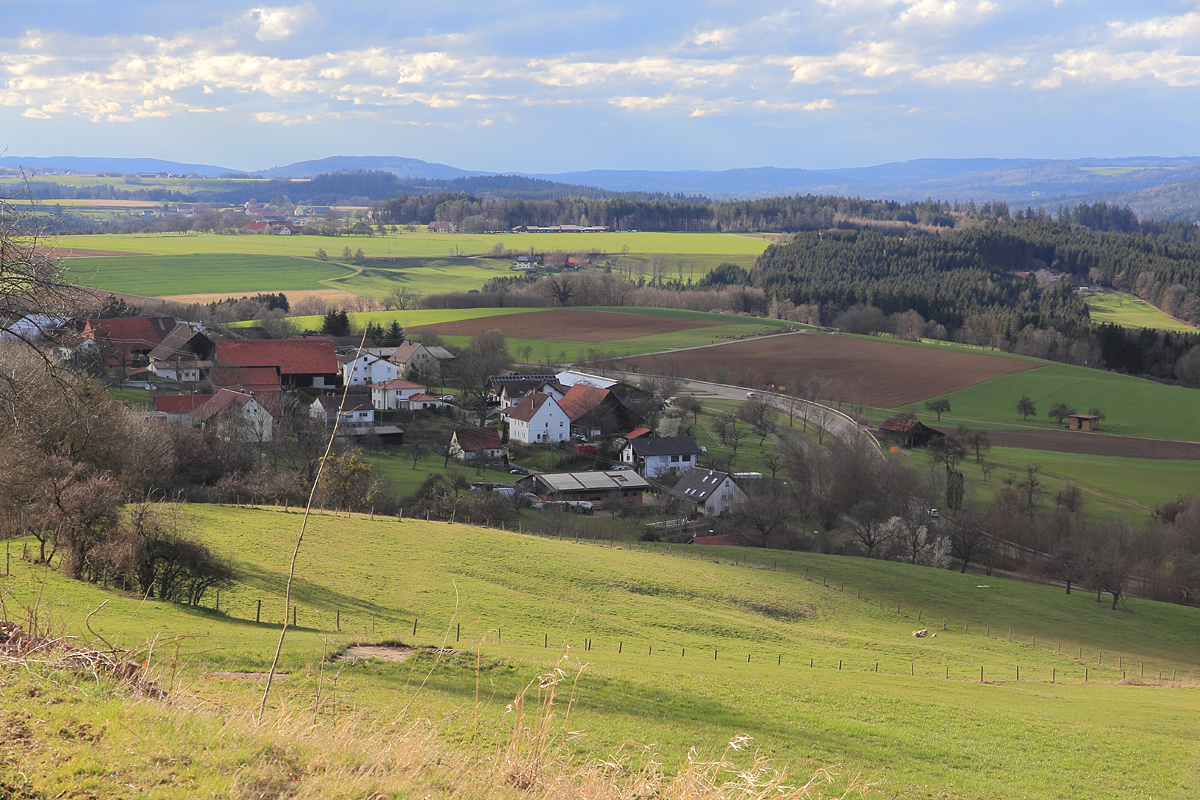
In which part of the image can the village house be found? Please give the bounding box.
[669,469,747,516]
[504,393,570,444]
[340,353,397,387]
[147,324,214,383]
[309,396,375,429]
[557,383,634,436]
[371,378,426,410]
[152,394,213,421]
[487,374,558,402]
[516,470,649,509]
[189,388,276,442]
[407,392,444,411]
[619,436,702,477]
[390,342,439,381]
[448,427,506,463]
[214,339,339,389]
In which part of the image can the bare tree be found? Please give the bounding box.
[846,501,892,558]
[739,397,776,445]
[725,479,794,548]
[451,329,513,425]
[947,510,992,573]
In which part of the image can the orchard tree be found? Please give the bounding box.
[1016,397,1036,420]
[924,398,951,421]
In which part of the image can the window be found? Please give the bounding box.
[670,455,679,462]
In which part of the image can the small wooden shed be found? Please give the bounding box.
[1068,414,1100,431]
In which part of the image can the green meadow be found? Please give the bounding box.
[5,504,1200,798]
[1087,291,1199,332]
[905,362,1200,442]
[63,253,353,296]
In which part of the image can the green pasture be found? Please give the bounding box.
[905,362,1200,442]
[1087,291,1199,332]
[52,231,775,259]
[6,504,1200,798]
[64,253,352,297]
[335,257,513,298]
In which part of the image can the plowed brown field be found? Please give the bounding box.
[960,428,1200,459]
[411,310,735,342]
[617,333,1041,407]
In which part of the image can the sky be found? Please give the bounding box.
[1,1,1199,173]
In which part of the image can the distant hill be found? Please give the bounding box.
[0,156,236,176]
[255,155,489,180]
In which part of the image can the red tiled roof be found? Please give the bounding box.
[209,366,283,394]
[190,388,259,422]
[373,378,426,390]
[624,427,651,439]
[216,340,337,376]
[83,317,176,349]
[154,394,215,414]
[878,416,921,432]
[407,393,441,402]
[506,392,555,422]
[453,427,502,452]
[557,384,612,422]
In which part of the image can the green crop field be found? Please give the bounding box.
[63,253,353,297]
[335,257,514,298]
[903,362,1200,442]
[5,504,1200,798]
[1087,291,1199,332]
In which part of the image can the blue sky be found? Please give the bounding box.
[1,1,1198,172]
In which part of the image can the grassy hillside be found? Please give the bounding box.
[1087,291,1199,332]
[64,253,353,296]
[5,505,1200,798]
[904,362,1200,441]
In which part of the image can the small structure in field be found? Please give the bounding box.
[877,416,945,448]
[1068,414,1101,431]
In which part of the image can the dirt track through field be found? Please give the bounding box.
[615,333,1040,407]
[960,428,1200,459]
[411,309,736,342]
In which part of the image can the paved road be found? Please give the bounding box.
[609,371,884,460]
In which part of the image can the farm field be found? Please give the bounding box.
[979,428,1200,459]
[617,331,1041,407]
[411,308,740,342]
[5,505,1200,799]
[1087,291,1199,332]
[908,362,1200,442]
[63,253,353,296]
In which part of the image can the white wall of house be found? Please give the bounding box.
[149,362,201,382]
[371,384,424,410]
[343,355,397,387]
[703,476,745,516]
[506,399,570,444]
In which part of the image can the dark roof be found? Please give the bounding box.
[489,373,556,387]
[878,416,927,433]
[627,436,702,457]
[148,324,214,362]
[453,426,503,451]
[500,379,545,398]
[153,394,214,414]
[670,469,732,503]
[505,392,557,422]
[315,395,373,413]
[529,471,651,492]
[216,339,338,376]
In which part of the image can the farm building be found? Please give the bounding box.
[147,324,214,382]
[619,436,702,477]
[876,417,945,448]
[449,427,506,463]
[670,469,747,516]
[557,383,634,436]
[82,317,176,366]
[214,339,339,389]
[516,470,649,509]
[153,394,214,421]
[1068,414,1101,431]
[504,393,570,444]
[208,366,283,396]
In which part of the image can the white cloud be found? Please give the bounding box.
[250,6,309,42]
[692,28,732,47]
[22,107,51,119]
[1108,12,1200,41]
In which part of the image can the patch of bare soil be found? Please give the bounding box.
[617,334,1040,407]
[160,288,361,306]
[412,309,737,343]
[204,672,288,680]
[341,645,415,662]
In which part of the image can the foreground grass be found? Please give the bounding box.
[4,505,1200,798]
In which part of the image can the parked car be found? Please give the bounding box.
[439,395,455,402]
[509,468,527,475]
[610,464,629,471]
[746,391,756,398]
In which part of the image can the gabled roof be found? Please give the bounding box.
[453,426,503,452]
[878,416,923,433]
[216,339,338,375]
[209,366,283,394]
[190,388,269,422]
[389,342,429,364]
[670,469,733,503]
[624,427,652,440]
[148,324,214,362]
[499,379,545,398]
[153,394,214,414]
[505,392,558,422]
[372,378,426,391]
[408,393,441,402]
[557,384,617,423]
[627,436,702,457]
[83,317,176,349]
[425,345,456,360]
[315,395,374,413]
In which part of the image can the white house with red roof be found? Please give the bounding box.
[504,393,570,444]
[371,378,427,410]
[189,388,275,442]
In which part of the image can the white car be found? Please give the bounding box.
[746,391,756,398]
